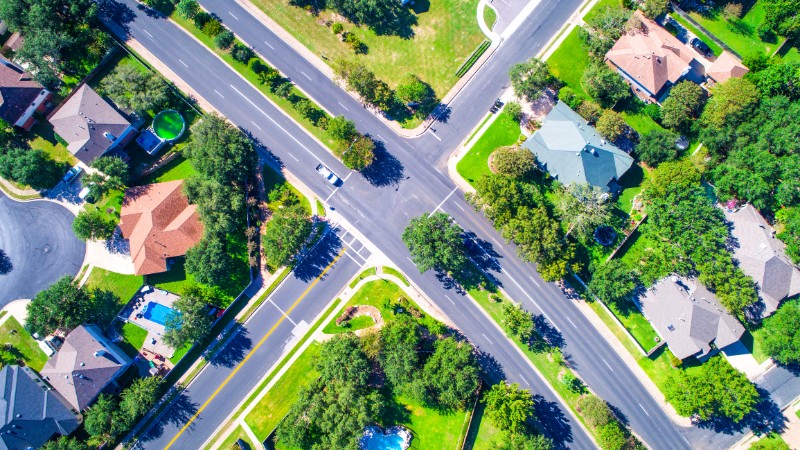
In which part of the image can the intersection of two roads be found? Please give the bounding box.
[103,0,758,448]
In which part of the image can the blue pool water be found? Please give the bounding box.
[360,429,407,450]
[142,302,176,326]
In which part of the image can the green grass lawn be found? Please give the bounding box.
[85,267,144,320]
[741,325,771,364]
[245,342,321,440]
[547,27,591,98]
[670,13,724,56]
[456,111,521,186]
[779,42,800,62]
[91,188,125,226]
[483,5,497,30]
[169,343,191,364]
[0,316,48,371]
[382,266,410,286]
[389,393,471,450]
[214,425,256,450]
[25,121,76,166]
[686,1,783,58]
[263,165,311,215]
[247,0,484,99]
[752,432,790,449]
[143,155,196,183]
[462,389,503,450]
[117,322,149,358]
[587,299,660,352]
[583,0,623,22]
[349,266,377,289]
[616,164,649,214]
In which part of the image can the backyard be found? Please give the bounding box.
[456,110,521,186]
[84,267,144,322]
[247,0,486,98]
[0,316,48,371]
[683,0,784,58]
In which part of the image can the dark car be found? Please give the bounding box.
[490,98,503,113]
[62,166,82,184]
[690,37,712,56]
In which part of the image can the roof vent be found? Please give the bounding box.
[80,362,85,367]
[590,148,598,155]
[94,350,105,357]
[667,324,675,331]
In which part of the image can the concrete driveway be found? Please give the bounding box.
[0,191,86,307]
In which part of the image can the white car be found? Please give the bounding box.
[316,164,340,185]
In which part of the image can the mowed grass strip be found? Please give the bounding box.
[391,394,471,450]
[0,316,48,371]
[456,111,521,186]
[546,27,590,97]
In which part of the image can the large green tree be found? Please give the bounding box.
[0,147,63,189]
[484,382,535,432]
[492,146,535,179]
[317,333,372,385]
[119,376,162,424]
[185,114,257,187]
[555,183,614,243]
[379,316,420,390]
[40,437,88,450]
[700,77,759,129]
[503,302,534,342]
[763,0,800,39]
[501,206,572,281]
[761,300,800,365]
[595,110,628,142]
[84,395,126,441]
[588,259,636,306]
[100,65,169,114]
[636,128,680,167]
[580,6,632,57]
[402,212,467,274]
[163,285,217,349]
[660,81,705,131]
[509,58,555,102]
[183,178,245,237]
[582,63,630,108]
[25,277,117,336]
[184,235,236,287]
[418,337,480,410]
[262,205,312,268]
[328,0,404,31]
[72,209,117,241]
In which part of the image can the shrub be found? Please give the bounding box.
[576,100,602,124]
[202,18,222,36]
[643,102,662,122]
[640,0,668,19]
[248,57,267,74]
[558,87,582,109]
[294,99,315,118]
[560,372,586,393]
[214,30,235,49]
[193,11,211,28]
[757,23,777,43]
[582,63,630,108]
[492,146,535,179]
[723,3,743,20]
[596,110,628,142]
[504,101,523,122]
[576,395,614,428]
[316,115,329,130]
[231,43,254,63]
[332,22,344,34]
[597,422,627,450]
[274,81,293,98]
[176,0,199,19]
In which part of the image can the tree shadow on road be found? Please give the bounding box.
[138,390,200,442]
[0,249,12,275]
[533,394,574,449]
[474,349,505,384]
[695,386,785,435]
[292,230,343,282]
[207,324,253,369]
[361,139,405,188]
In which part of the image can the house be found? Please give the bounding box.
[724,204,800,318]
[0,57,52,130]
[119,180,204,275]
[40,325,132,412]
[638,276,745,360]
[706,50,749,84]
[604,10,695,103]
[521,101,634,194]
[48,84,137,165]
[0,365,80,450]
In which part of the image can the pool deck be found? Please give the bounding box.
[119,285,181,361]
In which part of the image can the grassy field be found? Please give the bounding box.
[247,0,484,98]
[382,266,410,286]
[456,111,521,186]
[117,322,149,358]
[483,5,497,30]
[741,325,771,364]
[0,316,48,371]
[85,267,144,318]
[348,266,377,289]
[583,0,623,22]
[547,27,590,97]
[245,342,322,440]
[587,299,659,352]
[390,393,471,450]
[686,1,783,58]
[670,13,724,56]
[753,432,790,449]
[144,155,196,183]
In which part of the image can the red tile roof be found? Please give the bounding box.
[120,180,204,275]
[707,51,749,83]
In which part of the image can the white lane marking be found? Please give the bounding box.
[286,152,299,162]
[434,167,443,175]
[249,120,262,130]
[600,357,615,372]
[499,266,561,333]
[301,71,312,81]
[491,236,503,248]
[268,298,297,326]
[519,374,530,386]
[481,333,494,345]
[230,85,324,165]
[337,102,350,111]
[143,29,153,38]
[454,202,465,211]
[566,317,577,328]
[324,172,352,202]
[406,256,415,265]
[429,187,459,216]
[444,295,455,305]
[178,59,189,67]
[228,11,239,20]
[348,236,357,246]
[682,435,691,446]
[264,40,275,49]
[342,249,364,267]
[638,403,650,417]
[376,134,386,142]
[427,129,442,141]
[529,276,540,287]
[214,89,225,98]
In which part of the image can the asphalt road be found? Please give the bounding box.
[102,0,770,448]
[135,227,366,449]
[0,191,85,307]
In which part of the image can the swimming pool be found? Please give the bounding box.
[142,302,177,326]
[360,426,411,450]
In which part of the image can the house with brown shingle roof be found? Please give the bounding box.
[604,10,695,103]
[48,83,137,165]
[706,50,749,84]
[40,325,132,412]
[119,180,204,275]
[0,57,52,130]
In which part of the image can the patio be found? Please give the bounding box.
[116,285,181,371]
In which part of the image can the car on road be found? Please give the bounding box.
[690,37,712,56]
[62,166,82,184]
[316,164,340,186]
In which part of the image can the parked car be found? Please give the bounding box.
[690,37,712,56]
[316,164,340,186]
[78,182,98,204]
[62,166,82,184]
[490,98,504,113]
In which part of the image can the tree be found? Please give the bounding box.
[503,302,534,341]
[580,7,632,57]
[712,145,781,210]
[183,178,245,237]
[163,285,217,349]
[84,395,125,441]
[328,0,405,31]
[582,63,629,108]
[402,213,467,274]
[723,2,743,20]
[664,356,759,421]
[0,147,63,189]
[333,60,393,109]
[41,437,89,450]
[660,81,705,131]
[595,110,627,142]
[176,0,199,18]
[505,101,523,123]
[640,0,668,19]
[396,73,433,106]
[762,300,800,365]
[752,61,800,100]
[700,77,759,129]
[318,333,372,385]
[231,43,253,63]
[185,235,236,287]
[492,431,553,450]
[576,100,602,124]
[88,156,129,193]
[215,30,235,49]
[72,209,117,241]
[576,394,614,428]
[750,436,791,450]
[492,146,535,179]
[502,206,570,280]
[327,115,358,143]
[588,259,637,306]
[419,337,480,410]
[484,382,535,432]
[636,128,680,167]
[340,136,375,170]
[379,316,420,390]
[100,65,169,114]
[763,0,800,39]
[262,205,312,268]
[596,422,627,450]
[185,114,257,186]
[777,207,800,264]
[119,376,162,423]
[25,277,118,336]
[555,183,614,242]
[509,58,555,102]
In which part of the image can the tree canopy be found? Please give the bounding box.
[100,65,170,114]
[25,277,117,336]
[660,81,704,131]
[163,285,218,349]
[588,259,637,306]
[402,212,467,274]
[509,58,555,102]
[379,316,421,391]
[262,205,312,268]
[72,209,117,241]
[416,337,480,410]
[185,115,257,187]
[761,300,800,365]
[582,63,630,108]
[492,146,535,179]
[636,128,680,167]
[0,147,63,189]
[485,382,535,433]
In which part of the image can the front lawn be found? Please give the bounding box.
[247,0,485,98]
[215,426,256,450]
[587,299,660,352]
[456,111,521,186]
[686,1,783,58]
[143,155,196,184]
[0,316,48,371]
[84,267,144,319]
[741,325,771,364]
[547,27,590,98]
[388,393,471,450]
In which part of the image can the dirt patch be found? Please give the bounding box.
[336,305,383,327]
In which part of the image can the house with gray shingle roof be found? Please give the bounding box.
[0,365,80,450]
[0,57,52,130]
[521,101,634,194]
[638,276,745,360]
[48,84,137,165]
[724,204,800,318]
[40,325,132,412]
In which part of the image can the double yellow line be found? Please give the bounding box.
[164,247,346,449]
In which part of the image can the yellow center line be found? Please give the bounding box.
[164,247,346,449]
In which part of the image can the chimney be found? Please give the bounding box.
[94,350,105,357]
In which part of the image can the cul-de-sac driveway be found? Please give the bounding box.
[0,191,85,307]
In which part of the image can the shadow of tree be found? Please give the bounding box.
[0,249,12,275]
[532,394,574,449]
[695,386,785,435]
[361,139,405,188]
[207,324,253,368]
[293,230,343,282]
[139,390,200,441]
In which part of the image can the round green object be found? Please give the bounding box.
[152,110,186,141]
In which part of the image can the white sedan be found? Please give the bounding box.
[316,164,340,186]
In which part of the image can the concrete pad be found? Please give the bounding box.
[722,340,763,379]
